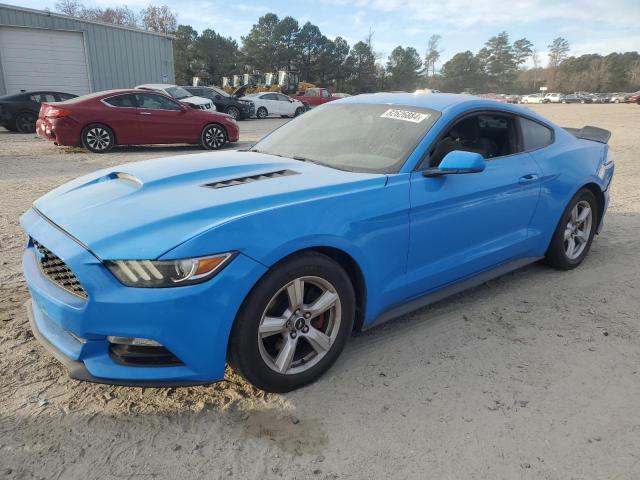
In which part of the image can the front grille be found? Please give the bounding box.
[32,240,87,299]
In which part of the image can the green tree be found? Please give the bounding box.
[242,13,281,72]
[295,22,324,82]
[346,40,377,93]
[424,34,442,78]
[440,51,483,92]
[386,46,423,91]
[173,25,199,85]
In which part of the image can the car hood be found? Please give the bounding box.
[179,95,212,106]
[31,152,385,260]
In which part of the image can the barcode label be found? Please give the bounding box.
[380,109,430,123]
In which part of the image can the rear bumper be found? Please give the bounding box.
[36,117,81,146]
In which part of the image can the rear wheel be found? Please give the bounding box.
[256,107,268,119]
[201,123,227,150]
[226,106,240,120]
[544,188,598,270]
[16,112,37,133]
[228,252,355,392]
[81,124,114,153]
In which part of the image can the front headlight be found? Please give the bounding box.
[105,253,235,287]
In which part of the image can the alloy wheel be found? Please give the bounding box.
[16,113,36,133]
[227,107,240,120]
[85,127,111,151]
[258,276,342,375]
[204,125,225,149]
[564,200,592,260]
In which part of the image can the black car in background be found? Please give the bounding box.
[0,91,77,133]
[562,93,593,104]
[183,86,255,120]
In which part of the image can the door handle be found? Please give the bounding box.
[518,173,539,184]
[139,111,151,115]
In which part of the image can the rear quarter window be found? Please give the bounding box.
[520,117,554,151]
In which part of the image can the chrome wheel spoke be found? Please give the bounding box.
[566,237,576,258]
[308,290,338,318]
[275,336,298,373]
[577,206,591,224]
[305,326,331,353]
[286,278,304,310]
[259,315,288,337]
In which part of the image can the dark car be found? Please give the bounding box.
[562,94,593,104]
[0,91,77,133]
[36,89,239,153]
[184,86,255,120]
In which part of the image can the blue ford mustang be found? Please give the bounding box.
[21,94,614,392]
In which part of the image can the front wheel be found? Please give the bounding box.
[228,252,355,392]
[294,107,305,117]
[81,124,114,153]
[201,124,227,150]
[226,106,240,120]
[544,188,598,270]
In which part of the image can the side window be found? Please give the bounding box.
[30,93,56,103]
[263,93,277,101]
[306,89,318,97]
[321,89,330,98]
[56,93,76,101]
[277,94,290,102]
[520,117,553,151]
[428,113,518,167]
[104,94,138,108]
[136,93,181,111]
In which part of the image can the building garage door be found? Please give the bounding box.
[0,27,91,95]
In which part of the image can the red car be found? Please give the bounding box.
[36,89,239,153]
[291,88,338,109]
[627,92,640,104]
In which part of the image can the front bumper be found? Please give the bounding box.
[21,208,267,386]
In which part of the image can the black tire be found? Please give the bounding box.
[81,124,114,153]
[294,107,305,117]
[544,188,599,270]
[201,123,227,150]
[16,112,37,133]
[228,251,355,393]
[2,122,18,132]
[226,106,240,120]
[256,107,268,119]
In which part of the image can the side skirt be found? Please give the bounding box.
[363,256,542,331]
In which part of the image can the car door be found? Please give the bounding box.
[276,93,294,115]
[135,93,194,144]
[100,93,142,145]
[406,111,542,299]
[261,93,280,115]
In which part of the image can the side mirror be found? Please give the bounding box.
[423,151,486,177]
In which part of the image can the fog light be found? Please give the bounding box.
[107,336,162,347]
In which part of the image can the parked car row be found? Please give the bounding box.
[502,91,640,104]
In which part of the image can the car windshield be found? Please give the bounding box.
[165,86,191,99]
[211,87,230,97]
[251,104,440,173]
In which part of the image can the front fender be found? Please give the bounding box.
[162,176,411,324]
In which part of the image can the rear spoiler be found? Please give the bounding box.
[564,126,611,144]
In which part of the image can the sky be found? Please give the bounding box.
[10,0,640,69]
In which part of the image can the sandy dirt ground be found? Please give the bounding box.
[0,105,639,480]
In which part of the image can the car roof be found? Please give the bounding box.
[56,89,149,103]
[135,84,177,89]
[330,92,557,126]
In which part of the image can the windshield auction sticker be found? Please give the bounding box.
[380,109,431,123]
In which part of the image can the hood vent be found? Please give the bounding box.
[203,169,298,189]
